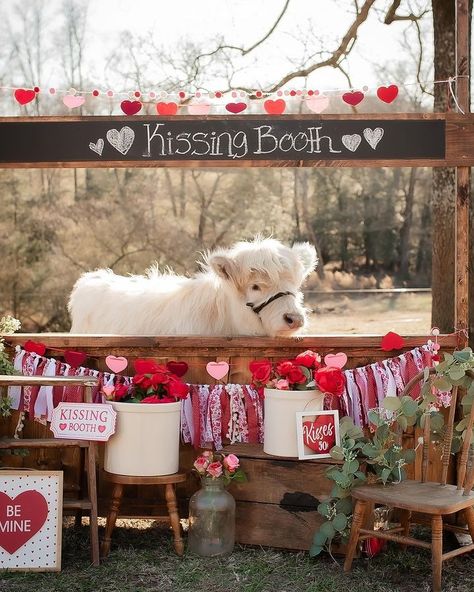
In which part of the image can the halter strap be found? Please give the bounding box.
[246,291,294,315]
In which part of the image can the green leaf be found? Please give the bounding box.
[453,348,473,363]
[317,502,330,518]
[335,497,353,514]
[430,412,445,432]
[402,449,416,464]
[449,367,466,381]
[397,416,408,432]
[383,397,401,411]
[367,409,384,427]
[312,530,328,546]
[400,397,418,417]
[343,460,359,474]
[381,468,391,484]
[330,446,345,461]
[355,471,367,481]
[309,544,324,557]
[320,521,336,539]
[433,377,452,391]
[332,513,348,532]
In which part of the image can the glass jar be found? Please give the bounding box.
[188,476,236,556]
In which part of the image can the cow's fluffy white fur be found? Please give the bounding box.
[68,238,318,336]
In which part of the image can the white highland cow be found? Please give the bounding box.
[68,238,318,336]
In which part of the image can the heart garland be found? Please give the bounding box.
[63,95,85,109]
[23,340,47,356]
[105,355,128,373]
[225,102,247,114]
[120,100,142,116]
[377,85,399,104]
[14,89,36,105]
[342,91,365,106]
[64,350,87,368]
[166,361,189,377]
[156,102,178,116]
[381,331,405,351]
[206,361,229,380]
[263,99,286,115]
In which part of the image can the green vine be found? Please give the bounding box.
[310,347,474,557]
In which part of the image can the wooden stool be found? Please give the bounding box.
[100,471,187,558]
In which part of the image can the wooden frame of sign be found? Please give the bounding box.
[0,470,63,571]
[296,410,341,460]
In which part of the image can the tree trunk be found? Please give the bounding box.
[399,168,418,280]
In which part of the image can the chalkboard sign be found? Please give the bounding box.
[0,116,445,164]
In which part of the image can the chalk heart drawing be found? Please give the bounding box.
[342,134,361,152]
[106,126,135,155]
[89,138,104,156]
[0,490,48,554]
[363,127,384,150]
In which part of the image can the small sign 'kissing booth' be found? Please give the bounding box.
[50,403,116,441]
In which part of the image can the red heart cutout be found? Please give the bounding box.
[377,85,399,104]
[225,102,247,114]
[23,340,46,356]
[263,99,286,115]
[59,423,67,430]
[98,425,106,433]
[342,91,364,106]
[0,490,48,554]
[166,361,189,377]
[14,89,36,105]
[381,331,405,351]
[302,415,336,454]
[156,102,178,116]
[64,350,87,368]
[120,100,142,116]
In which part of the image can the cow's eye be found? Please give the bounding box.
[251,284,261,291]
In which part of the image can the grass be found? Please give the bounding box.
[2,520,474,592]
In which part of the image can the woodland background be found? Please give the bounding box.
[0,0,471,335]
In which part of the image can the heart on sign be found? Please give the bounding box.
[306,95,329,114]
[23,340,46,356]
[363,127,384,150]
[381,331,405,351]
[64,350,87,368]
[63,95,85,109]
[14,89,36,105]
[59,423,67,431]
[102,386,115,398]
[324,352,348,369]
[166,361,189,377]
[225,102,247,114]
[342,91,364,106]
[187,102,211,115]
[105,355,128,373]
[98,425,106,433]
[156,102,178,116]
[206,361,229,381]
[106,126,135,155]
[0,490,48,554]
[377,85,398,104]
[342,134,361,152]
[302,414,336,453]
[120,100,142,116]
[89,139,104,156]
[263,99,286,115]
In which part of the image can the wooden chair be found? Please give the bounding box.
[344,368,474,592]
[0,375,100,566]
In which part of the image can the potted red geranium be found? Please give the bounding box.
[249,351,345,458]
[104,359,189,477]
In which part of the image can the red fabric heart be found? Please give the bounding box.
[225,102,247,114]
[302,415,336,454]
[377,85,399,104]
[342,91,364,106]
[381,331,405,351]
[23,340,46,356]
[64,350,87,368]
[263,99,286,115]
[0,490,48,554]
[364,536,385,557]
[14,89,36,105]
[166,361,189,377]
[120,100,142,115]
[156,102,178,115]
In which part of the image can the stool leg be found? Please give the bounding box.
[165,483,184,556]
[87,444,100,566]
[344,500,367,571]
[101,482,123,559]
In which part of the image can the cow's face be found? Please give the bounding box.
[208,239,318,336]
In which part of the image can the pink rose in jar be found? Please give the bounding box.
[207,461,223,478]
[193,456,210,474]
[223,453,240,473]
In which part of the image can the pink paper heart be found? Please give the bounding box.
[324,352,348,369]
[306,95,329,113]
[105,355,128,373]
[206,361,229,381]
[63,95,85,109]
[187,102,211,115]
[102,386,115,397]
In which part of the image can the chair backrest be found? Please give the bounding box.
[400,368,474,491]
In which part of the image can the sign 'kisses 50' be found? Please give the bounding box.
[296,410,340,460]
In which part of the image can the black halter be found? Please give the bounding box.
[246,291,294,315]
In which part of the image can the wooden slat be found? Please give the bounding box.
[0,375,98,387]
[358,528,432,549]
[0,438,91,449]
[63,499,92,510]
[442,544,474,561]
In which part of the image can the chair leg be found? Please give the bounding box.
[100,482,123,559]
[464,506,474,542]
[165,483,184,556]
[399,510,412,550]
[343,500,367,572]
[431,515,443,592]
[87,444,100,566]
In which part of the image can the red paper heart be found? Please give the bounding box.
[23,340,46,356]
[377,85,399,104]
[263,99,286,115]
[166,361,189,377]
[156,102,178,116]
[364,536,385,557]
[381,331,405,351]
[59,423,67,430]
[302,415,336,454]
[0,490,48,554]
[14,89,36,105]
[225,102,247,114]
[120,100,142,116]
[342,91,364,106]
[64,350,87,368]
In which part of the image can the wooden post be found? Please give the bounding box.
[455,0,471,347]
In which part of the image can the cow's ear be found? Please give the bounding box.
[292,242,318,278]
[208,254,240,283]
